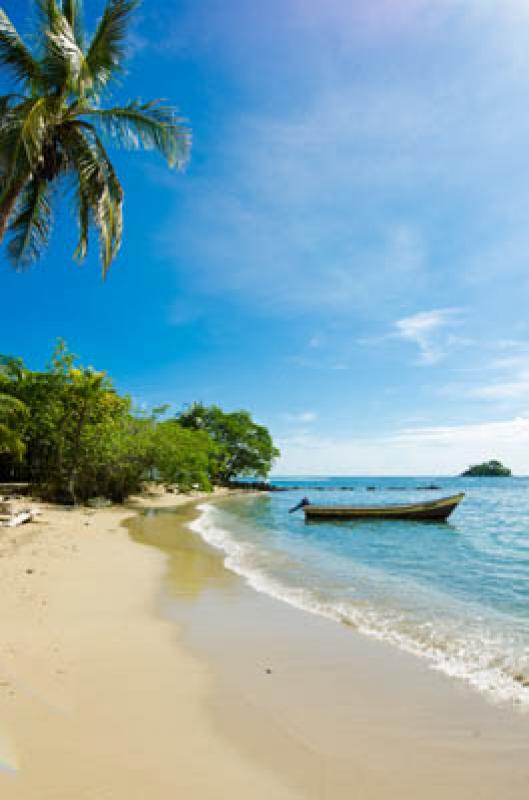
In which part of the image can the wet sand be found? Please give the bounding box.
[0,490,299,799]
[130,500,529,799]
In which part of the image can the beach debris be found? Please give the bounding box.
[0,503,41,528]
[86,497,112,509]
[265,668,272,674]
[25,568,34,575]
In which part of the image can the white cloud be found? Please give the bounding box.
[469,372,529,402]
[392,308,463,365]
[460,345,529,402]
[274,416,529,475]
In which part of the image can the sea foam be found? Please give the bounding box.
[190,501,529,707]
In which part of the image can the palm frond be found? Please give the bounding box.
[75,182,89,260]
[61,0,85,48]
[59,123,123,274]
[0,97,54,202]
[0,98,43,211]
[42,12,91,94]
[87,127,123,274]
[6,178,52,268]
[85,0,140,92]
[55,124,99,260]
[0,9,41,87]
[33,0,63,50]
[0,0,191,275]
[21,96,51,166]
[34,0,62,26]
[0,99,35,175]
[84,100,190,168]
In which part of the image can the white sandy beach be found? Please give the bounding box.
[0,490,300,799]
[2,490,529,799]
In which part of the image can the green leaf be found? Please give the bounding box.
[86,0,140,92]
[85,100,190,168]
[6,178,52,268]
[42,12,91,94]
[61,0,85,48]
[0,9,41,87]
[60,123,123,274]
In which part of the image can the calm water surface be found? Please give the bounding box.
[191,477,529,706]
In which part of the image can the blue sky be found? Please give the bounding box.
[3,0,529,474]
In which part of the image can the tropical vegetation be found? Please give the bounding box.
[0,0,190,274]
[0,390,27,460]
[461,460,511,477]
[0,342,279,503]
[177,402,280,485]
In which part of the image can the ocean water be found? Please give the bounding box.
[190,477,529,707]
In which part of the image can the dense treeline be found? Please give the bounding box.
[0,342,279,503]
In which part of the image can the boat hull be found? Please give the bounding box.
[303,493,464,522]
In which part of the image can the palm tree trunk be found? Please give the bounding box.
[0,175,29,243]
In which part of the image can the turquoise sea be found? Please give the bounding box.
[191,477,529,706]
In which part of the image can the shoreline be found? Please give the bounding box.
[2,489,529,798]
[132,495,529,799]
[0,488,299,799]
[187,498,529,706]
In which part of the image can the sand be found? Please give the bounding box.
[130,498,529,800]
[0,489,300,799]
[2,489,529,799]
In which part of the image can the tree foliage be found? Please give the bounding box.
[461,460,511,477]
[0,386,28,461]
[177,402,280,484]
[0,344,279,502]
[0,0,190,275]
[153,421,216,492]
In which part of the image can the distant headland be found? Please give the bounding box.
[460,460,511,477]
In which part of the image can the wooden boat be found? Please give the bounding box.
[294,493,464,522]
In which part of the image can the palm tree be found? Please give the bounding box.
[0,0,190,275]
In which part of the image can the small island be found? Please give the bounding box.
[460,459,512,477]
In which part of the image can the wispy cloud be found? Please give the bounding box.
[394,416,529,446]
[276,416,529,475]
[282,411,318,423]
[392,308,463,365]
[467,348,529,401]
